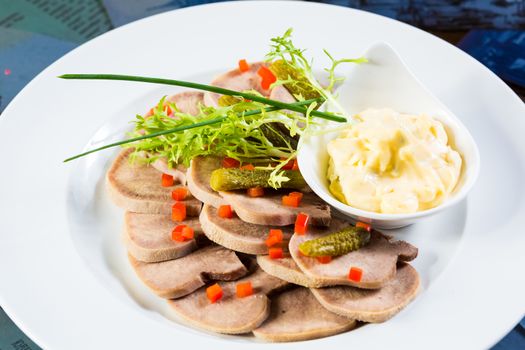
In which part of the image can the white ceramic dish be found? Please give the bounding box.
[298,43,480,229]
[0,2,524,350]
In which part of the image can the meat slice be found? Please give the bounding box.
[219,191,331,227]
[199,204,294,255]
[289,229,418,289]
[149,91,205,183]
[203,62,269,107]
[311,264,420,323]
[253,288,356,342]
[269,85,296,103]
[106,149,201,215]
[129,245,247,299]
[165,91,204,116]
[257,255,322,287]
[168,268,288,334]
[187,156,226,207]
[150,159,187,185]
[124,212,203,263]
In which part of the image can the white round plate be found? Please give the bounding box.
[0,2,524,349]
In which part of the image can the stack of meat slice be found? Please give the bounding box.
[105,66,421,342]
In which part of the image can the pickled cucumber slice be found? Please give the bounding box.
[269,60,322,101]
[210,168,306,191]
[218,95,244,107]
[298,227,371,257]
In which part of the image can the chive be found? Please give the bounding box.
[63,97,323,163]
[58,74,346,123]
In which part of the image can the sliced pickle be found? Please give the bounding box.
[298,227,371,257]
[269,59,322,101]
[210,168,306,191]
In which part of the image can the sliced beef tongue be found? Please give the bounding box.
[289,228,418,289]
[106,149,201,215]
[150,159,187,185]
[129,245,248,299]
[187,156,227,208]
[168,267,289,334]
[199,204,294,255]
[257,255,322,288]
[166,91,204,116]
[258,254,420,323]
[220,190,331,227]
[252,287,356,342]
[203,62,269,108]
[124,212,204,263]
[311,263,420,323]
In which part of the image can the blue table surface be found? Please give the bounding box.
[0,1,524,349]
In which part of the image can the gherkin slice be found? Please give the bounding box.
[298,227,371,257]
[269,59,322,101]
[210,168,306,191]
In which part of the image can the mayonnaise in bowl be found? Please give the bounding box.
[326,108,462,214]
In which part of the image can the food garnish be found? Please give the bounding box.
[247,187,265,197]
[210,168,306,191]
[236,282,254,298]
[218,204,234,219]
[61,28,366,189]
[257,66,277,90]
[265,229,284,248]
[171,187,188,201]
[282,191,303,207]
[161,173,174,187]
[316,256,332,264]
[348,267,363,282]
[269,247,284,259]
[206,283,223,303]
[355,221,371,232]
[298,226,370,257]
[294,213,309,235]
[222,157,241,168]
[172,202,187,221]
[171,225,188,242]
[238,59,250,73]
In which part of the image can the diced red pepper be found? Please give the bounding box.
[171,225,187,242]
[281,158,295,170]
[161,173,174,187]
[294,212,309,235]
[348,267,363,282]
[171,187,188,201]
[269,247,283,259]
[222,157,240,168]
[172,202,187,222]
[265,235,280,248]
[266,228,284,248]
[181,226,194,240]
[247,187,264,197]
[240,163,255,170]
[356,221,372,232]
[257,66,277,90]
[218,205,234,219]
[164,104,173,116]
[316,256,332,264]
[206,283,223,303]
[291,159,299,171]
[269,229,283,242]
[282,195,301,207]
[289,192,303,200]
[236,282,253,298]
[238,59,250,73]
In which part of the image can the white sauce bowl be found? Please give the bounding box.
[298,43,480,229]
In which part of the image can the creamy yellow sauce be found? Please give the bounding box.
[327,108,462,214]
